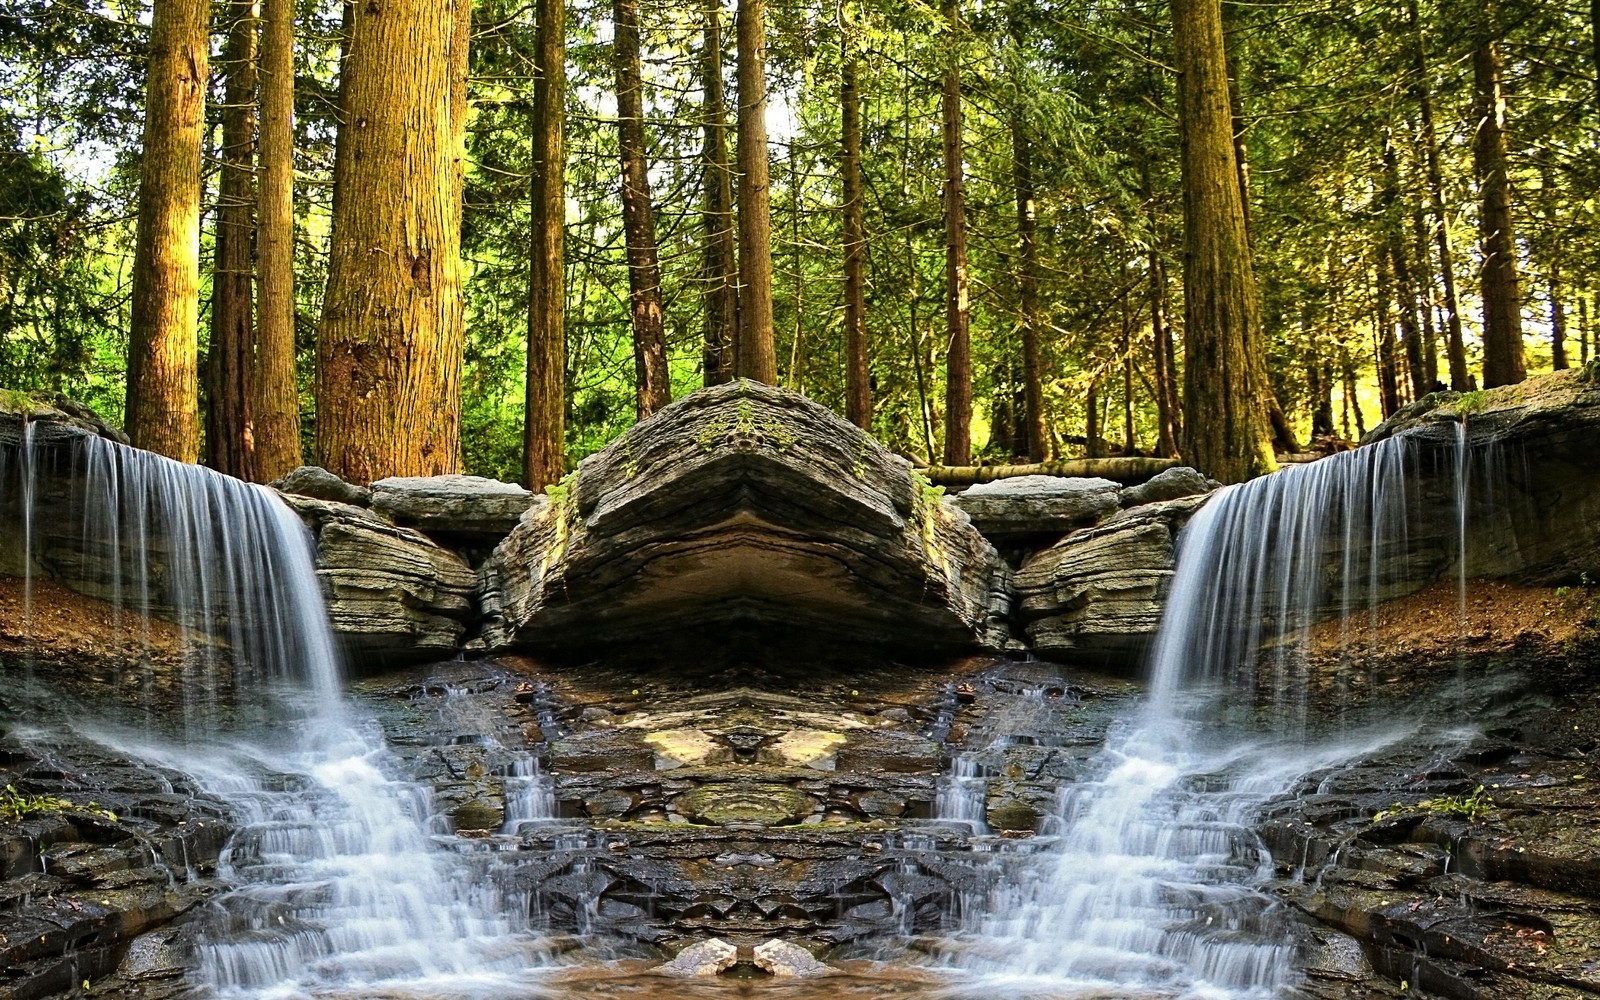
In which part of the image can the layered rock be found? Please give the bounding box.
[951,475,1121,543]
[1365,363,1600,585]
[370,474,538,544]
[278,495,476,667]
[1013,495,1210,667]
[479,380,1009,663]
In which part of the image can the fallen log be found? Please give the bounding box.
[918,457,1181,488]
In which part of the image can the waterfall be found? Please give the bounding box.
[1,421,555,998]
[936,426,1480,998]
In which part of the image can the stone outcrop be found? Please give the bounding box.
[278,495,476,667]
[1366,363,1600,585]
[370,475,539,544]
[478,381,1009,663]
[272,465,372,507]
[951,475,1121,543]
[1013,495,1209,667]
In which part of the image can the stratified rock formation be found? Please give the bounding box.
[950,475,1122,543]
[1012,495,1209,667]
[370,474,538,544]
[1366,361,1600,585]
[276,495,476,667]
[478,380,1010,663]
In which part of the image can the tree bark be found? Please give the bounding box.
[840,21,871,431]
[1172,0,1276,484]
[127,0,209,463]
[940,0,971,467]
[208,0,257,479]
[315,0,468,483]
[1409,200,1442,391]
[1550,262,1569,370]
[735,0,777,382]
[613,0,671,419]
[1408,0,1471,391]
[525,0,566,490]
[253,0,303,481]
[700,0,738,387]
[1473,36,1526,388]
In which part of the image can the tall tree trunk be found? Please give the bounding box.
[1410,200,1442,390]
[1144,173,1181,458]
[700,0,738,386]
[840,20,871,430]
[1375,256,1401,417]
[127,0,209,462]
[1473,36,1526,388]
[1011,16,1046,462]
[1340,337,1366,438]
[1172,0,1275,483]
[315,0,468,483]
[1084,376,1106,457]
[1121,273,1136,455]
[1381,130,1429,401]
[940,0,971,467]
[1550,262,1569,370]
[254,0,303,481]
[614,0,671,419]
[525,0,566,489]
[208,0,257,479]
[1579,295,1590,365]
[735,0,776,382]
[1408,0,1471,390]
[1148,238,1179,458]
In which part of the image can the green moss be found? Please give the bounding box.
[0,389,40,414]
[1452,390,1490,415]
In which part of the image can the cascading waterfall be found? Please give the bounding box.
[2,422,556,998]
[936,425,1485,998]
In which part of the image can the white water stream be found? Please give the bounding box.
[933,427,1480,998]
[5,428,559,998]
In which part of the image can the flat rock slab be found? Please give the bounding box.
[371,474,538,542]
[478,381,1010,663]
[952,475,1121,541]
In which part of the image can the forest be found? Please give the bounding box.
[0,0,1596,487]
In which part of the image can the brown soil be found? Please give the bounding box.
[0,576,222,706]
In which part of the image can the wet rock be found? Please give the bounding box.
[1118,466,1219,508]
[278,495,475,667]
[951,475,1121,543]
[370,474,539,543]
[1365,366,1600,585]
[752,938,831,977]
[984,798,1041,832]
[659,937,738,976]
[450,798,502,831]
[674,783,817,826]
[1014,494,1210,668]
[271,465,372,507]
[477,380,1011,666]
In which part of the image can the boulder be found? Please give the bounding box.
[752,939,831,977]
[1118,466,1219,509]
[951,475,1121,543]
[1014,495,1210,667]
[477,380,1010,664]
[660,938,738,976]
[272,465,372,507]
[279,495,476,667]
[370,474,538,543]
